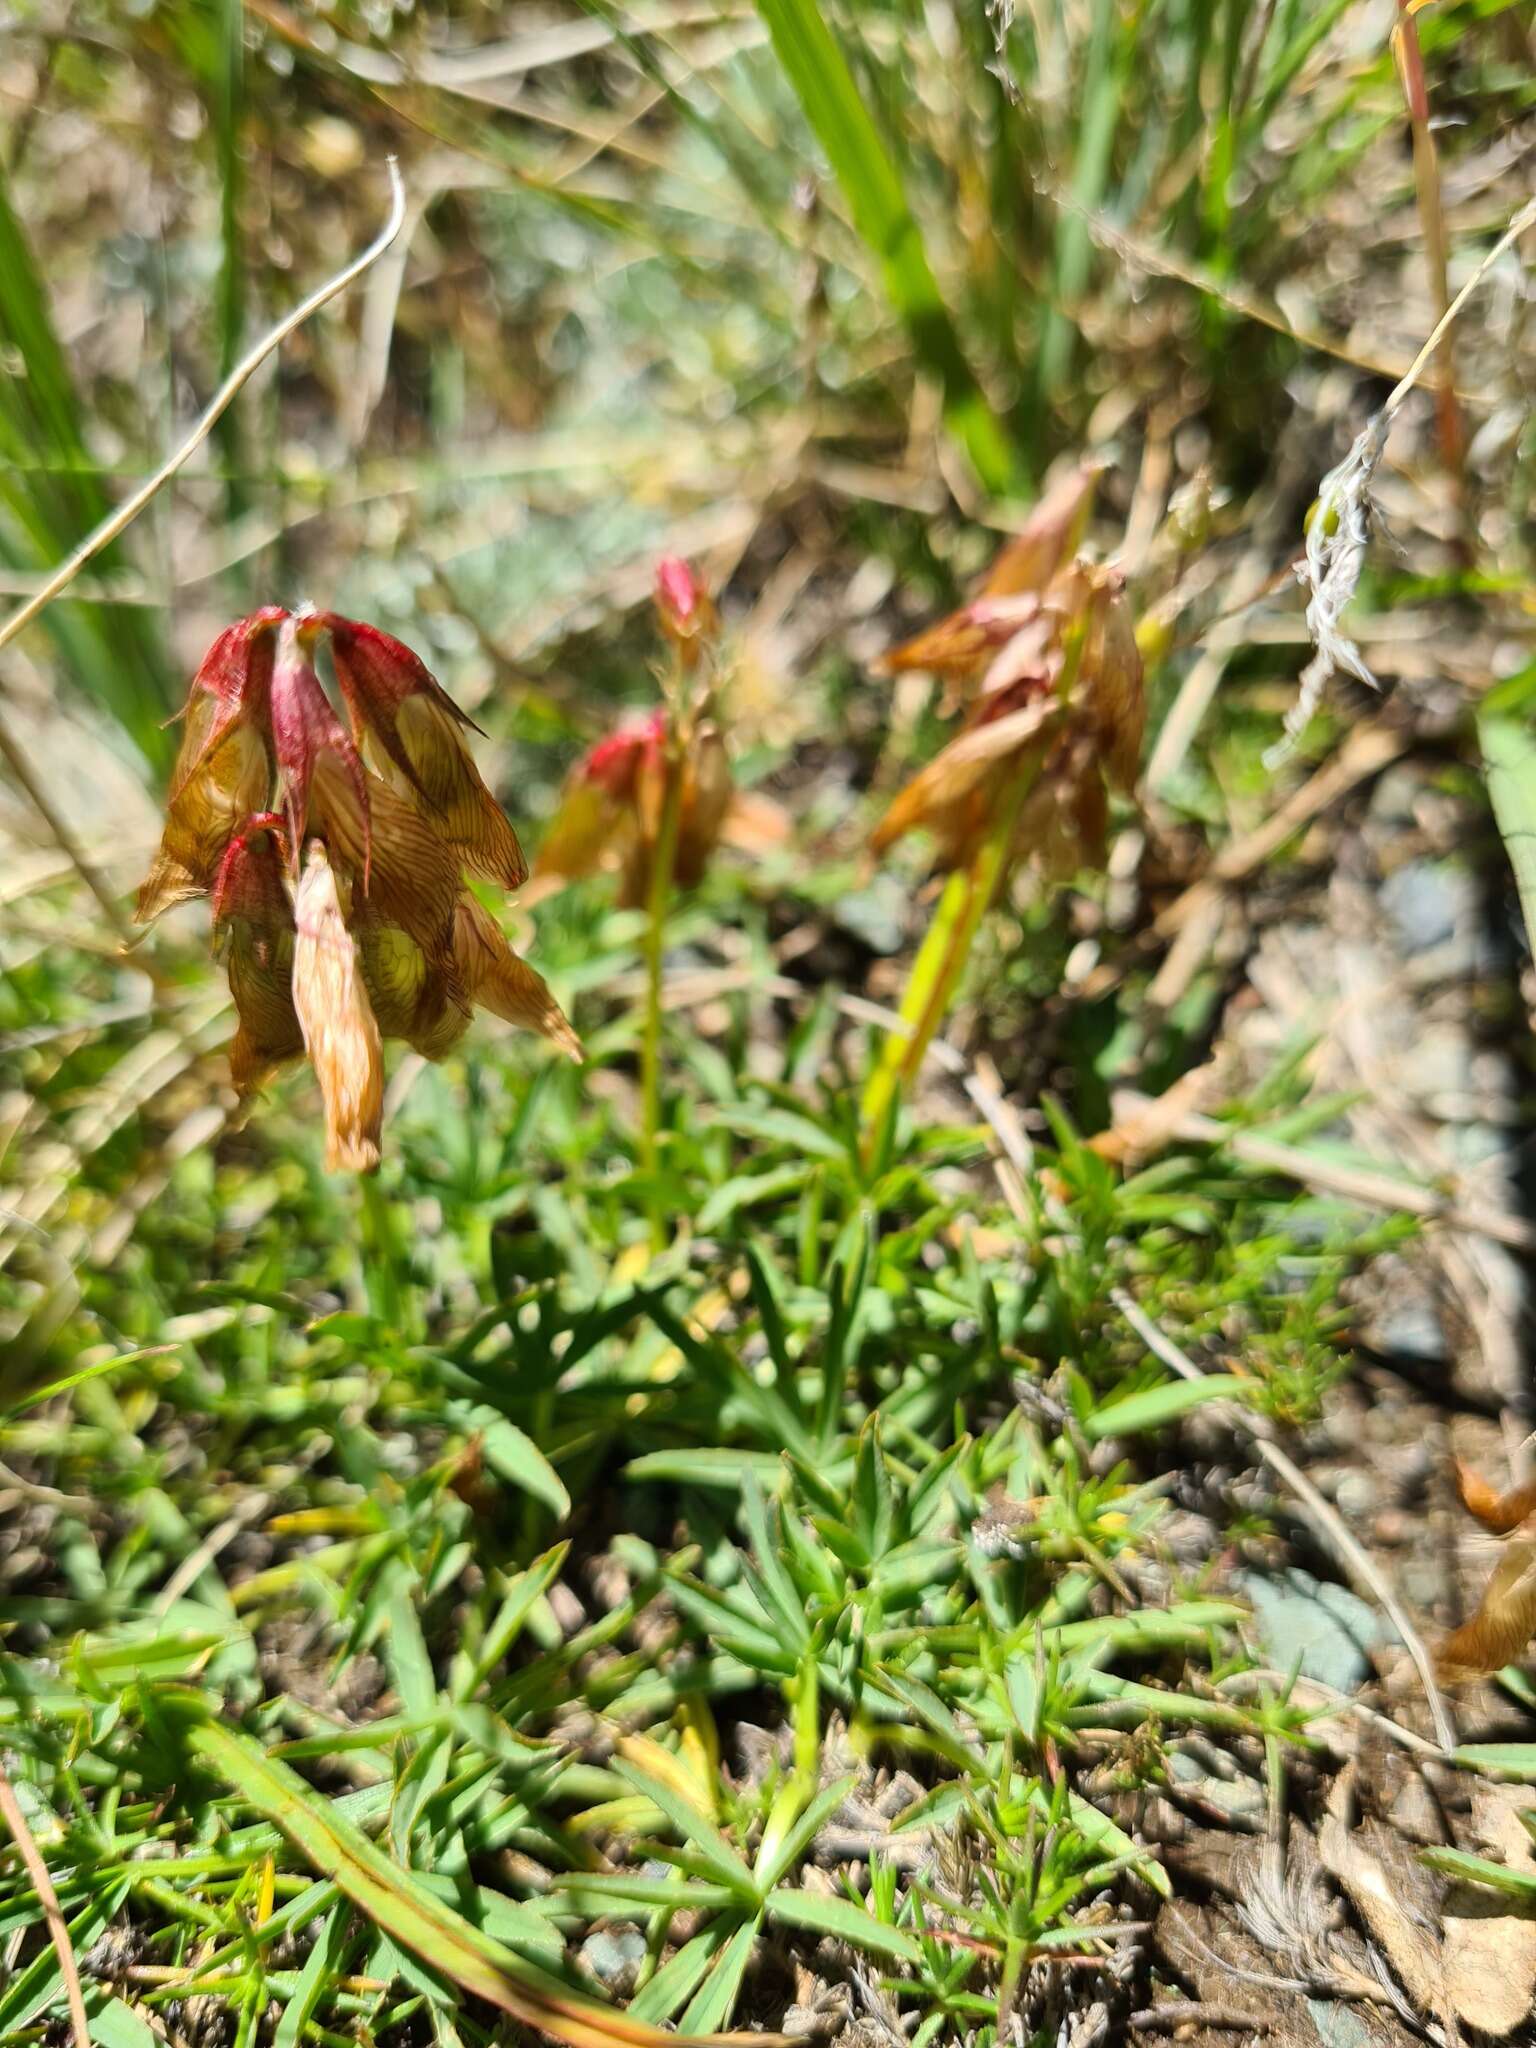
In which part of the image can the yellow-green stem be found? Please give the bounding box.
[860,768,1035,1167]
[640,744,687,1248]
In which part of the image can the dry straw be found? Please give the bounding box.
[1275,194,1536,760]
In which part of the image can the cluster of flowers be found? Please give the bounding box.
[873,465,1145,877]
[134,606,579,1173]
[138,493,1145,1173]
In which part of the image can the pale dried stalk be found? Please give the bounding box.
[0,1767,90,2048]
[0,161,407,928]
[1111,1286,1456,1754]
[1275,194,1536,758]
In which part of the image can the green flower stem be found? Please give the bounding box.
[640,738,687,1249]
[860,766,1035,1168]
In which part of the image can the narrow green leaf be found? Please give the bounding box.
[1452,1743,1536,1781]
[628,1925,732,2026]
[86,1997,162,2048]
[450,1402,572,1519]
[1420,1844,1536,1898]
[179,1712,726,2048]
[678,1914,761,2034]
[274,1902,350,2048]
[1084,1375,1253,1441]
[766,1886,921,1963]
[753,0,1020,493]
[612,1760,758,1900]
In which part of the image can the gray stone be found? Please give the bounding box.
[1234,1566,1387,1692]
[579,1927,648,1995]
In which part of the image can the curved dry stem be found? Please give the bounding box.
[0,1766,89,2048]
[0,162,407,937]
[0,160,406,667]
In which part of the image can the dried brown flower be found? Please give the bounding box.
[1438,1461,1536,1680]
[872,532,1145,880]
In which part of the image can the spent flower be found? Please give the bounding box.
[873,474,1144,881]
[135,605,578,1171]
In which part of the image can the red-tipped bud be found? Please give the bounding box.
[211,812,290,931]
[654,557,718,669]
[135,610,287,926]
[168,606,286,800]
[316,613,526,889]
[583,711,666,797]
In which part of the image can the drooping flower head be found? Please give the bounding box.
[871,469,1145,881]
[135,607,579,1171]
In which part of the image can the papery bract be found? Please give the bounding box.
[291,841,384,1175]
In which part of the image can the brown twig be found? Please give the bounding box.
[1106,1090,1536,1254]
[0,1766,90,2048]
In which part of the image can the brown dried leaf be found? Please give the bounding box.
[1454,1460,1536,1535]
[1318,1799,1442,2014]
[1442,1782,1536,2034]
[1438,1536,1536,1680]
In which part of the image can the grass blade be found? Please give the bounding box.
[0,160,172,764]
[181,1714,759,2048]
[1084,1375,1256,1441]
[753,0,1020,495]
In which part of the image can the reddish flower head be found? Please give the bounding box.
[133,605,580,1171]
[535,710,732,908]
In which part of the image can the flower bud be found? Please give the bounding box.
[135,609,285,926]
[653,556,718,670]
[270,615,370,870]
[211,814,303,1099]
